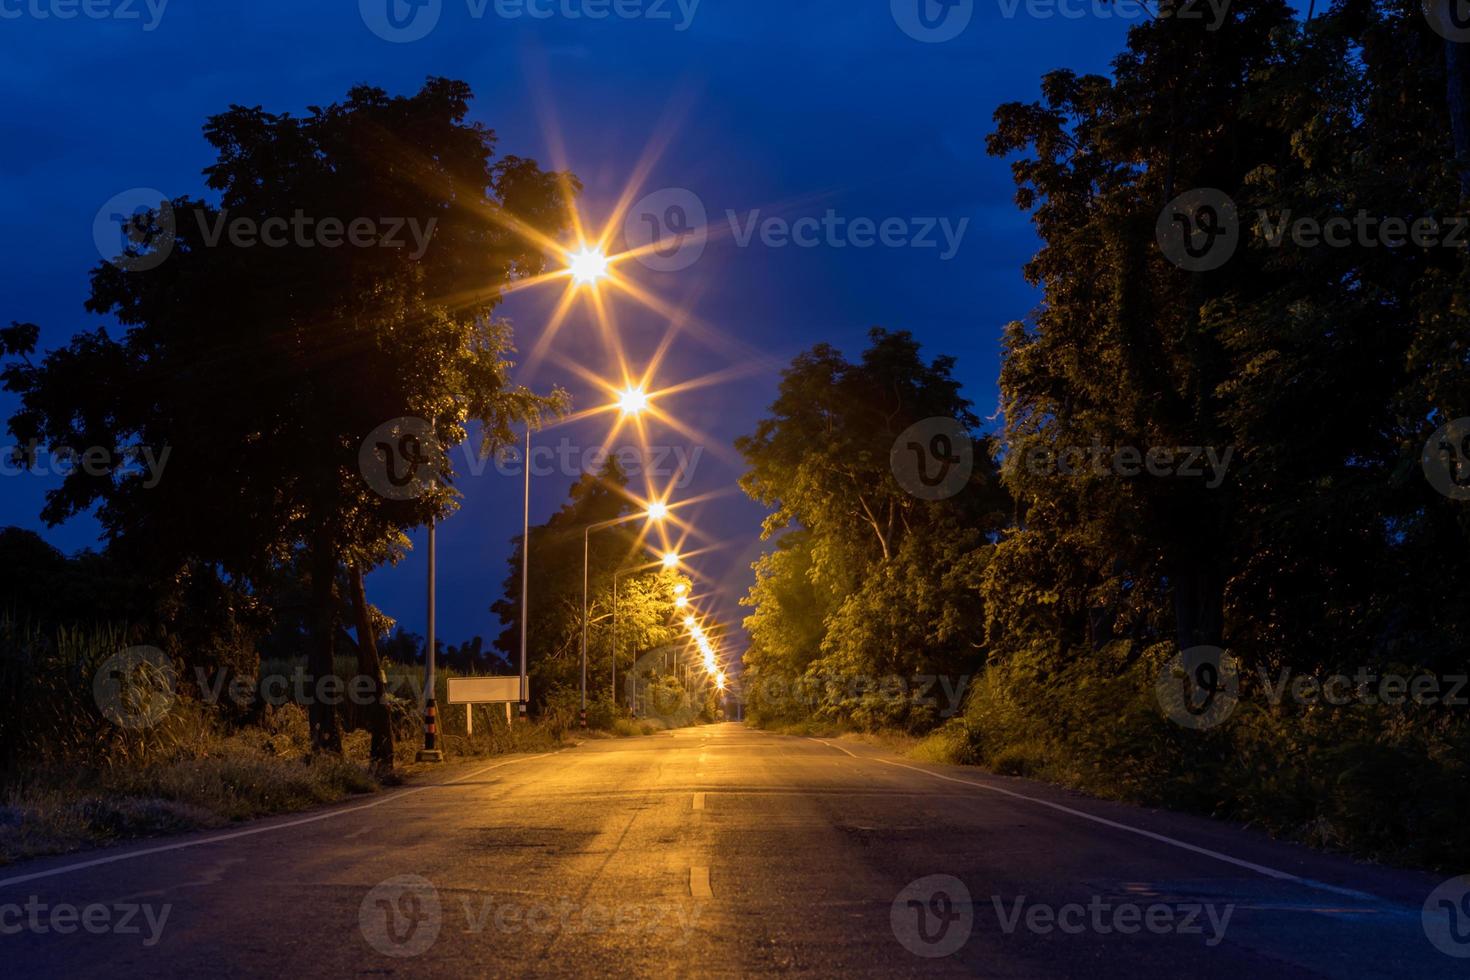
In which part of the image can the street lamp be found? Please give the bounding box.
[568,246,610,286]
[513,245,615,722]
[610,554,681,711]
[581,503,668,728]
[619,387,650,415]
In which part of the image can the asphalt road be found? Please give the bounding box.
[0,724,1461,978]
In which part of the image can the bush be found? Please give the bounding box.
[955,641,1470,870]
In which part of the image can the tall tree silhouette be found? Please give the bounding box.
[3,79,576,756]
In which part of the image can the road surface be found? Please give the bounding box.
[0,724,1459,977]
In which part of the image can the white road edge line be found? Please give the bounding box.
[690,866,713,899]
[806,738,1379,902]
[0,752,557,890]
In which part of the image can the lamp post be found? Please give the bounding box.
[521,374,646,726]
[610,553,681,710]
[518,426,530,719]
[580,505,667,728]
[416,515,444,763]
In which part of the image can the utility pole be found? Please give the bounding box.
[519,427,530,721]
[417,517,443,763]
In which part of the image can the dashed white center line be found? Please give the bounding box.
[690,866,713,899]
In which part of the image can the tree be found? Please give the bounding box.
[736,329,1006,728]
[2,78,578,759]
[493,456,687,711]
[984,5,1470,678]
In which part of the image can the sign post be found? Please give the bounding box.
[447,677,524,738]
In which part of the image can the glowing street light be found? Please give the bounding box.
[568,246,610,286]
[580,499,676,727]
[618,387,650,415]
[610,547,683,713]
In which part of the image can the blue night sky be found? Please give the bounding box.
[0,2,1140,657]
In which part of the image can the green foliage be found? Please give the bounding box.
[946,638,1470,869]
[735,11,1470,871]
[493,456,689,714]
[2,79,579,751]
[0,616,207,776]
[737,330,1006,731]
